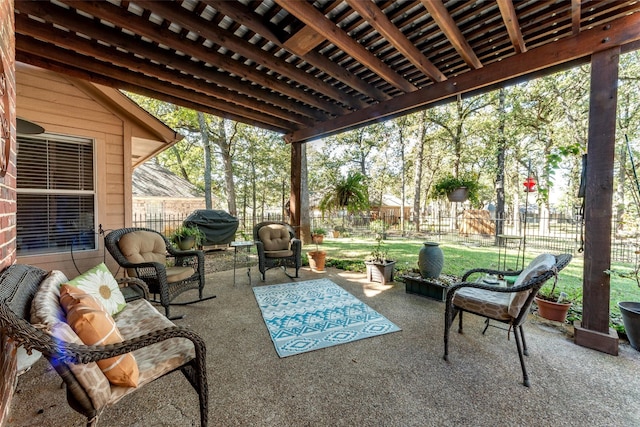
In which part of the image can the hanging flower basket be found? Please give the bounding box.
[446,187,469,202]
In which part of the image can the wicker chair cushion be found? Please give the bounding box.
[30,270,112,409]
[166,266,196,282]
[118,231,167,276]
[508,254,556,317]
[258,224,291,251]
[453,287,512,321]
[109,299,195,404]
[65,263,126,315]
[60,285,139,388]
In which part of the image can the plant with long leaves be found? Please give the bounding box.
[319,172,370,215]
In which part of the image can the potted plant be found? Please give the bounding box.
[606,247,640,350]
[171,224,205,250]
[402,271,459,302]
[534,279,576,323]
[307,239,326,272]
[312,227,326,244]
[364,237,396,285]
[431,174,480,205]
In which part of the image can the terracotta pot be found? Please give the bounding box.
[308,251,326,271]
[331,230,340,238]
[312,234,324,244]
[534,296,571,322]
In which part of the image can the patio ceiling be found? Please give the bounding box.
[14,0,640,143]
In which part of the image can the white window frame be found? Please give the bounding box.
[15,133,97,256]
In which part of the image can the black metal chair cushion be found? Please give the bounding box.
[444,253,572,387]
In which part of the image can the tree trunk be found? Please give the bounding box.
[197,112,213,209]
[300,143,312,244]
[495,89,506,242]
[413,111,427,232]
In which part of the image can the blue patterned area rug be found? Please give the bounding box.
[253,279,401,357]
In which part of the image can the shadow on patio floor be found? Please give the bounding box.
[8,266,640,426]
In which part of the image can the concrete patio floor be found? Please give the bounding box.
[7,265,640,426]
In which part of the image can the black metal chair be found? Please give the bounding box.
[105,227,214,319]
[443,253,573,387]
[253,221,301,281]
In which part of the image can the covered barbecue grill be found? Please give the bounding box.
[183,210,239,246]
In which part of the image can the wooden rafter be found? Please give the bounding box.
[421,0,483,70]
[572,0,582,36]
[497,0,527,54]
[206,0,392,102]
[286,12,640,143]
[274,0,418,94]
[346,0,446,83]
[129,1,368,110]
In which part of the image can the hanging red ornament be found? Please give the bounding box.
[523,176,536,192]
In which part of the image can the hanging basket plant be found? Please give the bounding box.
[431,175,480,205]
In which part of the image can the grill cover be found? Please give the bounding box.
[183,210,239,246]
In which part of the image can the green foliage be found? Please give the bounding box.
[319,172,370,215]
[431,174,481,205]
[312,227,327,235]
[170,225,205,247]
[367,237,390,263]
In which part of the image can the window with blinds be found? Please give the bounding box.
[16,134,96,256]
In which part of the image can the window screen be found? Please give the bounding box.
[16,135,96,255]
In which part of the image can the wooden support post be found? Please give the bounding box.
[290,141,302,238]
[574,47,620,355]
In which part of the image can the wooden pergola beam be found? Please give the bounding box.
[143,1,368,110]
[497,0,527,54]
[420,0,483,69]
[286,12,640,143]
[47,0,347,117]
[16,36,297,132]
[346,0,446,83]
[205,0,392,102]
[274,0,418,94]
[574,46,621,355]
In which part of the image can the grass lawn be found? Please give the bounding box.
[304,237,640,333]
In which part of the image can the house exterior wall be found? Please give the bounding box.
[15,64,128,277]
[0,1,17,424]
[0,1,16,272]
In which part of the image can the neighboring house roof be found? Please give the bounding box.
[371,194,412,208]
[132,162,203,198]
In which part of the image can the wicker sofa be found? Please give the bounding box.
[0,264,208,426]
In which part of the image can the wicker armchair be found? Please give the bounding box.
[443,253,572,387]
[0,264,208,426]
[105,227,214,319]
[253,221,301,281]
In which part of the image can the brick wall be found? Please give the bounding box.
[0,2,16,425]
[0,0,16,272]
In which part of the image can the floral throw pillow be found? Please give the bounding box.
[66,263,126,316]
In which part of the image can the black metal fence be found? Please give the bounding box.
[132,211,639,264]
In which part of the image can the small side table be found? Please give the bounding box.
[497,234,523,272]
[230,241,253,286]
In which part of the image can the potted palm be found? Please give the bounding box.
[171,224,205,250]
[364,237,396,285]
